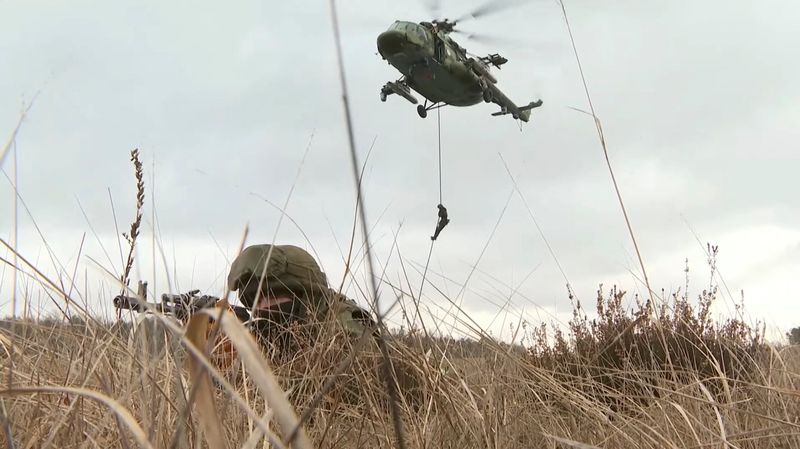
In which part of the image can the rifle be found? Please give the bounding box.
[113,280,251,323]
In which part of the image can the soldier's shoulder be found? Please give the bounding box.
[324,291,376,336]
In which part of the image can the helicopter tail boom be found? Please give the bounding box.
[517,99,544,122]
[487,83,542,122]
[491,101,542,122]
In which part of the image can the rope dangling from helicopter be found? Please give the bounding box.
[431,106,449,241]
[415,107,448,320]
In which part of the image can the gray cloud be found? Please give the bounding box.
[2,0,799,337]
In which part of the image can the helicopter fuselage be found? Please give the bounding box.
[377,21,484,106]
[376,19,543,122]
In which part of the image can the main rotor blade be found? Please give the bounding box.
[422,0,442,18]
[454,29,522,47]
[457,0,529,22]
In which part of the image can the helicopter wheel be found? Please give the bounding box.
[417,105,428,118]
[483,89,493,103]
[380,91,387,102]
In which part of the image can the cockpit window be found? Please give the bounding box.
[388,21,429,44]
[390,21,409,32]
[414,26,429,43]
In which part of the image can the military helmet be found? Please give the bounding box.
[227,244,330,309]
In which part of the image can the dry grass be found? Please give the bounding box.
[1,275,799,449]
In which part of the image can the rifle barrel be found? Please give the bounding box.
[114,292,250,322]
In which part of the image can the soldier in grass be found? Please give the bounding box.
[217,243,425,410]
[225,243,377,353]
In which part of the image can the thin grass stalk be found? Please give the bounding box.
[326,1,406,448]
[119,149,145,309]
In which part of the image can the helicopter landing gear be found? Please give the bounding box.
[380,91,387,102]
[483,89,493,103]
[417,100,445,119]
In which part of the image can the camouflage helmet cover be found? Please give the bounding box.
[227,244,330,308]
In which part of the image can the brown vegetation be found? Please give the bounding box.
[1,271,799,449]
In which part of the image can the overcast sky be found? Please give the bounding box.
[2,0,798,341]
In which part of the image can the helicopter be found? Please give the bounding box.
[376,2,542,122]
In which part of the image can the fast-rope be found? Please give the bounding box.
[431,106,449,240]
[437,101,443,205]
[414,106,448,327]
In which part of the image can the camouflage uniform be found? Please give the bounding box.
[224,244,428,410]
[226,244,376,348]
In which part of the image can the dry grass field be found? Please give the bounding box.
[1,277,798,449]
